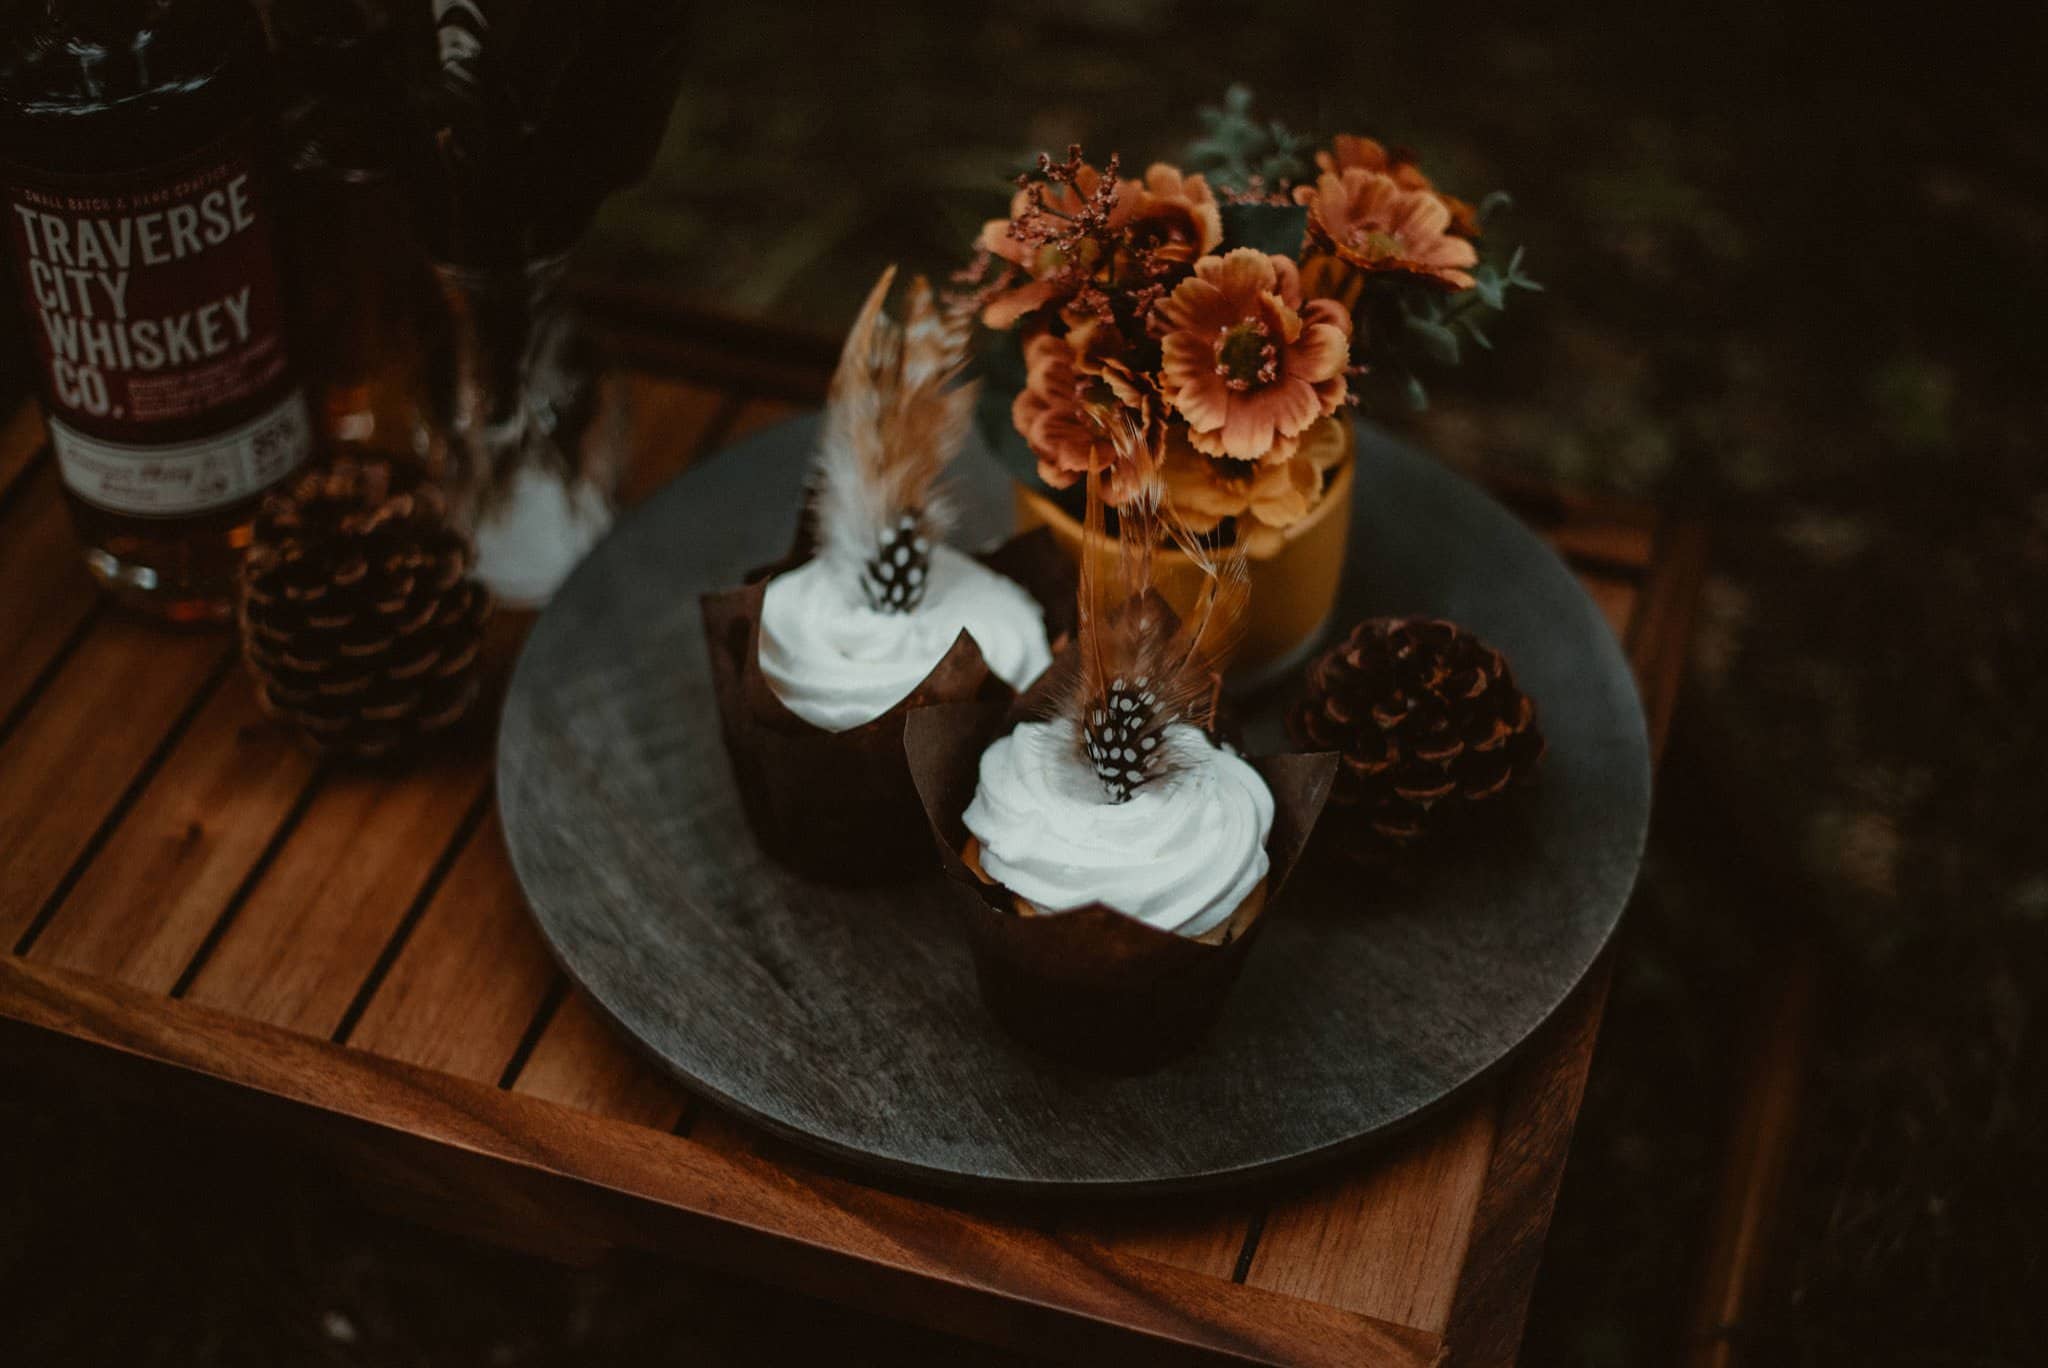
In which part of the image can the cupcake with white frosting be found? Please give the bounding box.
[907,651,1334,1070]
[905,430,1335,1069]
[700,267,1069,883]
[961,718,1273,942]
[757,543,1050,734]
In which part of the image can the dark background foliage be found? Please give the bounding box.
[4,0,2043,1363]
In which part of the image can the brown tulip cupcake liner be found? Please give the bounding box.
[700,524,1076,886]
[904,675,1337,1073]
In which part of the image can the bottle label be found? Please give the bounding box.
[3,131,309,515]
[48,393,310,517]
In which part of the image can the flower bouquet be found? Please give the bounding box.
[961,88,1538,678]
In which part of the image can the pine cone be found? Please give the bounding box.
[240,459,491,760]
[1287,617,1544,859]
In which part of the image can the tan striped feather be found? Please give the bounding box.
[810,266,979,606]
[1067,412,1248,801]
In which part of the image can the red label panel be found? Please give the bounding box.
[3,132,292,444]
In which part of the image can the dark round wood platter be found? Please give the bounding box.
[496,416,1651,1197]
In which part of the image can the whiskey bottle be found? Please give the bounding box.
[0,0,314,623]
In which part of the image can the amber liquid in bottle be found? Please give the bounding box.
[0,0,313,624]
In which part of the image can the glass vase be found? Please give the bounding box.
[433,255,620,607]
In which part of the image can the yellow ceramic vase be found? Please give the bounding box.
[1013,420,1355,687]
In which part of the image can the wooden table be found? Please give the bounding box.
[0,298,1707,1367]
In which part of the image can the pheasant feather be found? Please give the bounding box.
[1068,413,1250,801]
[811,266,979,613]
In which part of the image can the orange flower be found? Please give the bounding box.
[1292,413,1354,478]
[976,160,1222,330]
[1061,309,1135,372]
[1318,135,1482,239]
[1294,167,1479,291]
[975,162,1116,330]
[1299,251,1366,314]
[1154,248,1352,464]
[1160,424,1325,554]
[1010,331,1154,496]
[1121,162,1223,268]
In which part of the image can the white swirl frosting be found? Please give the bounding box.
[758,544,1053,732]
[962,720,1274,938]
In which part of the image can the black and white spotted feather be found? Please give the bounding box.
[1065,412,1249,802]
[810,266,978,614]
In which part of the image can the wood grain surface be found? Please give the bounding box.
[1,622,228,947]
[342,810,559,1080]
[0,954,1440,1368]
[0,467,100,728]
[0,315,1702,1367]
[29,689,318,990]
[0,401,45,497]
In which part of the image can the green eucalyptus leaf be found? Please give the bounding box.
[1505,245,1544,292]
[1187,85,1311,194]
[1255,120,1313,185]
[1404,313,1463,366]
[1404,373,1431,410]
[1218,202,1309,257]
[1470,264,1508,312]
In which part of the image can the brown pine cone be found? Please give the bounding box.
[240,458,491,760]
[1287,617,1544,859]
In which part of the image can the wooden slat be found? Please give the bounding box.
[1439,520,1708,1365]
[717,396,806,446]
[345,369,734,1096]
[1546,520,1656,575]
[1,491,549,1011]
[13,609,522,1006]
[577,286,839,407]
[510,987,690,1130]
[343,808,558,1081]
[0,401,46,499]
[177,752,489,1035]
[1063,1202,1254,1283]
[616,370,740,507]
[0,953,1444,1368]
[0,465,99,726]
[613,376,732,506]
[1246,1098,1497,1332]
[0,620,226,946]
[1583,574,1639,642]
[27,682,317,990]
[1622,522,1711,764]
[161,624,535,1042]
[31,374,729,1073]
[1684,956,1815,1368]
[681,1104,778,1156]
[1441,964,1611,1368]
[17,503,511,1009]
[1483,472,1659,569]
